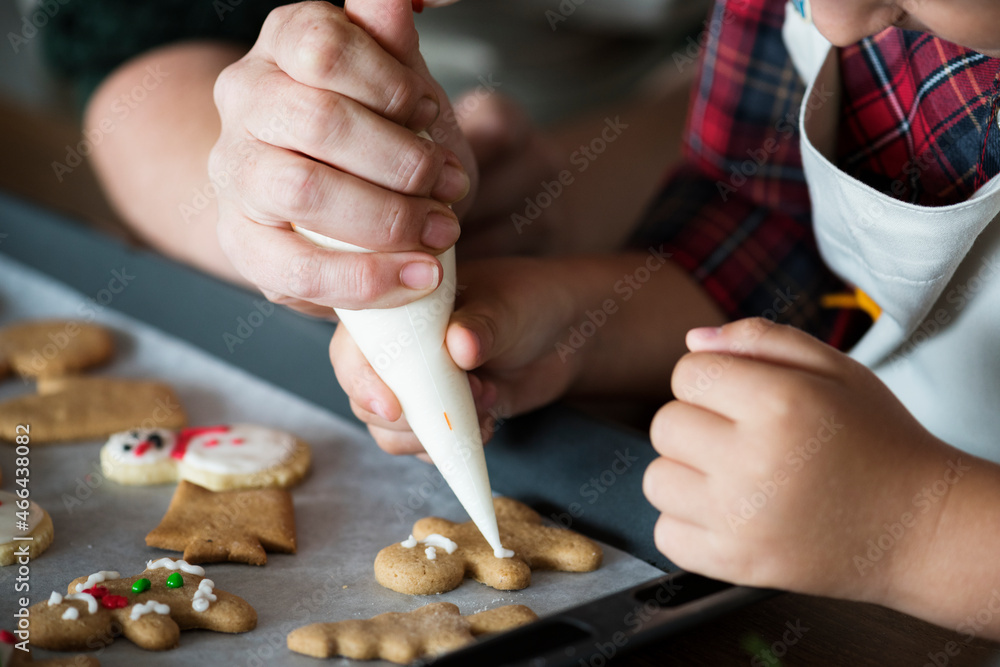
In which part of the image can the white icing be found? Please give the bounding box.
[400,535,417,548]
[48,591,63,606]
[103,429,176,466]
[62,607,79,620]
[146,558,205,576]
[0,490,43,540]
[421,534,458,554]
[180,424,297,475]
[425,546,437,560]
[191,579,217,613]
[76,571,120,593]
[130,600,170,621]
[65,593,98,615]
[494,547,515,559]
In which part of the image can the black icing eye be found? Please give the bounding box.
[149,434,164,448]
[123,444,132,451]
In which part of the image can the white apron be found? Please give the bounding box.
[781,6,1000,463]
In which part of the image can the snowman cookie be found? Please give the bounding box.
[100,424,310,491]
[1,491,54,567]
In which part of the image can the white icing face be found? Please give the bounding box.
[0,490,43,541]
[180,424,296,475]
[104,429,177,465]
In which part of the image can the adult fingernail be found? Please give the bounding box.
[689,327,722,339]
[400,261,439,290]
[408,96,439,131]
[421,211,460,249]
[432,153,470,203]
[371,400,390,421]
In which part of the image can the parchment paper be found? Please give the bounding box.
[0,255,663,665]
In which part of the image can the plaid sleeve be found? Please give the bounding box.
[631,0,850,343]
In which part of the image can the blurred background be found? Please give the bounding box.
[0,0,709,239]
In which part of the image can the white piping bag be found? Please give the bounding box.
[293,136,510,558]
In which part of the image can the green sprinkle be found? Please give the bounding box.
[132,578,151,594]
[165,572,184,589]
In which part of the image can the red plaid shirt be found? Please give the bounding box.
[633,0,1000,347]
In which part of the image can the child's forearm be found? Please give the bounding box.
[85,41,249,284]
[554,251,726,400]
[884,447,1000,642]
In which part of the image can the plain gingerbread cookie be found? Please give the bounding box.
[287,602,537,663]
[0,320,113,380]
[28,558,256,651]
[0,377,186,443]
[375,497,602,595]
[146,481,297,565]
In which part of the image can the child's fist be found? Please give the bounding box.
[644,318,953,603]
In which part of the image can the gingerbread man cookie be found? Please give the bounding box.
[0,377,186,443]
[100,424,311,490]
[28,559,256,651]
[0,491,53,567]
[375,497,602,595]
[0,320,113,381]
[287,602,537,663]
[146,481,297,565]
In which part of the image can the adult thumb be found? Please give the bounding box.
[345,0,423,69]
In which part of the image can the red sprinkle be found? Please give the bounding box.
[101,594,129,609]
[83,586,108,599]
[0,630,15,643]
[232,438,244,445]
[412,0,424,12]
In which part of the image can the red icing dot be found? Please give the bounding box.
[83,586,108,599]
[134,442,151,456]
[0,629,14,643]
[101,594,128,609]
[232,438,244,445]
[204,439,219,447]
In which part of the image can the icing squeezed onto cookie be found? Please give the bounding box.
[65,593,98,614]
[192,579,217,612]
[48,591,63,606]
[146,558,205,576]
[130,600,171,621]
[76,571,120,593]
[62,607,79,620]
[401,533,462,560]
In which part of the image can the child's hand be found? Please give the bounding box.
[644,318,955,603]
[210,0,475,316]
[330,257,583,456]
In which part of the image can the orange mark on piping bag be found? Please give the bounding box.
[444,412,453,430]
